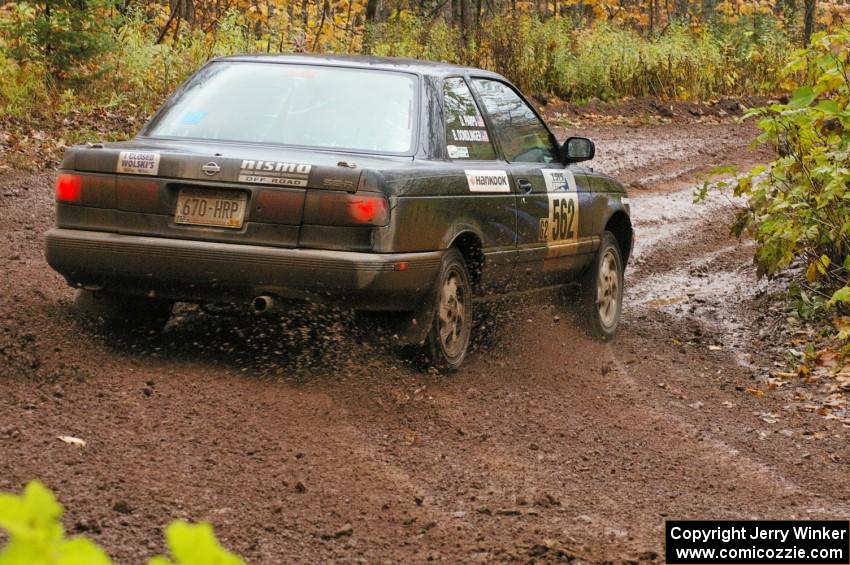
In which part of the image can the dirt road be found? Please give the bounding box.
[1,122,849,564]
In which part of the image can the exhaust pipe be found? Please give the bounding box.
[252,295,276,313]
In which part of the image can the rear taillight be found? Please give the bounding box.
[55,173,117,208]
[55,174,82,203]
[349,195,388,224]
[303,192,389,227]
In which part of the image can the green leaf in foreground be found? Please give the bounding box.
[829,287,850,307]
[0,482,249,565]
[788,85,817,108]
[149,522,246,565]
[0,481,113,565]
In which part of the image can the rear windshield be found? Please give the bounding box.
[145,62,417,154]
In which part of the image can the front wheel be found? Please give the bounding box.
[426,248,473,372]
[578,231,624,339]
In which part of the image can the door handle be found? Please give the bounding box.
[517,178,533,193]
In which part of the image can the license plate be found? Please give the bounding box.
[175,188,247,229]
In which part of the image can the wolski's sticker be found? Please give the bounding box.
[541,169,577,192]
[447,145,470,159]
[465,170,510,193]
[238,160,312,187]
[117,151,160,175]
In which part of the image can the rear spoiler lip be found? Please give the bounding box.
[60,145,385,194]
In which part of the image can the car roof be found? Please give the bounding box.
[212,53,507,80]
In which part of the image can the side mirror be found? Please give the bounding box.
[561,136,595,164]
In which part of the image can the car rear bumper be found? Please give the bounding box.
[45,228,443,310]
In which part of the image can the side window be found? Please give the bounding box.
[472,79,556,163]
[443,77,496,160]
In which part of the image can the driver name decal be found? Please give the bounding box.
[238,160,312,187]
[465,170,510,193]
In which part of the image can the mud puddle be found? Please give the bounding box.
[626,182,770,366]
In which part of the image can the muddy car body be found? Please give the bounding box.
[45,54,633,369]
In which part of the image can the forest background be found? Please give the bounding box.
[1,0,847,153]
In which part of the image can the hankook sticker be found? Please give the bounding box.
[238,160,312,187]
[465,170,510,193]
[117,151,160,175]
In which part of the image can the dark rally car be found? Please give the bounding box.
[45,54,633,370]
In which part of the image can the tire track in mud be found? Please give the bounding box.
[2,123,850,564]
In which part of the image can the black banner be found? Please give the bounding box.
[666,521,850,564]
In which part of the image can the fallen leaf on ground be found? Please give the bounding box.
[759,412,779,424]
[647,296,687,307]
[832,316,850,334]
[57,435,86,447]
[745,388,765,397]
[815,349,839,369]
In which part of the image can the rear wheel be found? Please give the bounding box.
[578,231,624,339]
[426,248,473,372]
[74,289,173,331]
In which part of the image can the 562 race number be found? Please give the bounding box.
[540,192,579,244]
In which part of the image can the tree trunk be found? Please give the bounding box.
[803,0,816,46]
[701,0,716,20]
[311,0,328,51]
[366,0,379,20]
[649,0,655,34]
[462,0,469,41]
[156,0,181,44]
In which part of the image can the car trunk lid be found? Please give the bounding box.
[60,139,403,249]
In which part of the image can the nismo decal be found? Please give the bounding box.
[238,160,312,187]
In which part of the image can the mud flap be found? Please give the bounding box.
[392,300,436,345]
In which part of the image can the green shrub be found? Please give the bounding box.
[0,0,117,80]
[711,26,850,313]
[0,481,246,565]
[0,54,49,116]
[366,14,461,64]
[0,5,797,121]
[365,16,791,102]
[544,22,789,101]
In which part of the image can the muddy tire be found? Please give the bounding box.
[426,248,473,372]
[578,231,624,340]
[74,289,173,331]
